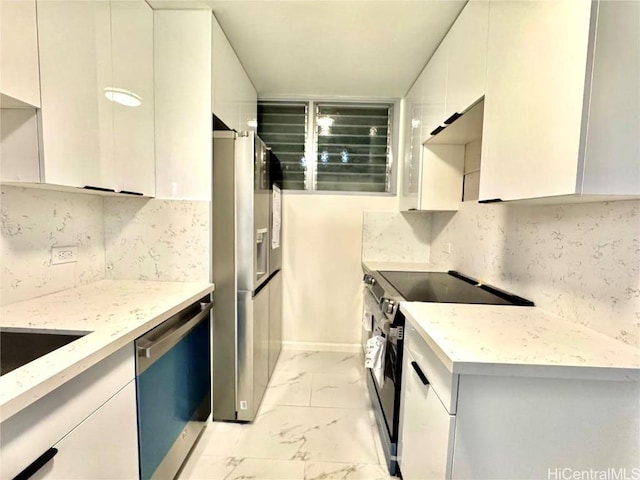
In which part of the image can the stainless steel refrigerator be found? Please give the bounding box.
[212,130,283,422]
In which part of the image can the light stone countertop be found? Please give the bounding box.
[0,280,215,421]
[401,302,640,382]
[362,260,437,273]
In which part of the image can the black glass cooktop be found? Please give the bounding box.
[379,270,533,306]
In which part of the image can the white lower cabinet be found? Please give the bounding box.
[0,345,138,479]
[398,320,640,480]
[399,349,455,480]
[34,381,139,479]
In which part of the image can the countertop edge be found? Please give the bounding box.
[400,303,640,382]
[450,361,640,382]
[361,260,437,273]
[0,283,215,422]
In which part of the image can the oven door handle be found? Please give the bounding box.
[136,302,212,360]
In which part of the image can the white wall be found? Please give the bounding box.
[282,193,396,350]
[0,186,105,305]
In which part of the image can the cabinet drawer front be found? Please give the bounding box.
[0,345,134,479]
[405,321,458,413]
[39,381,139,479]
[399,349,455,480]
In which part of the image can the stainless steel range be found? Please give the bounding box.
[361,268,533,476]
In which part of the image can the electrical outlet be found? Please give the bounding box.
[442,242,452,254]
[51,246,78,265]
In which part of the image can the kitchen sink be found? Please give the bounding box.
[0,328,90,376]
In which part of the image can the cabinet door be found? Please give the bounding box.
[420,43,448,143]
[37,0,114,189]
[399,81,423,211]
[444,0,489,119]
[154,10,212,200]
[111,0,155,196]
[479,0,592,201]
[32,382,139,480]
[399,350,455,480]
[212,15,257,133]
[0,0,40,107]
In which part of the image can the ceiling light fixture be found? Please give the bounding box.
[104,87,142,107]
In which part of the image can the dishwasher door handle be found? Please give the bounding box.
[137,302,212,361]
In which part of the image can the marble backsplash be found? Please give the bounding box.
[0,186,210,306]
[361,211,431,263]
[429,200,640,346]
[0,186,105,305]
[103,197,210,283]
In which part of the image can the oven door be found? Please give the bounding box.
[364,288,401,442]
[377,322,402,442]
[362,287,378,352]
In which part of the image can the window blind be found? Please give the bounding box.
[315,103,391,193]
[258,101,393,193]
[257,103,307,190]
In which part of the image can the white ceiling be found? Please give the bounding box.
[148,0,467,99]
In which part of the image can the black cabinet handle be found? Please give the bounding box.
[13,448,58,480]
[411,361,429,386]
[429,125,446,136]
[83,185,115,193]
[478,198,503,204]
[118,190,144,196]
[444,112,462,125]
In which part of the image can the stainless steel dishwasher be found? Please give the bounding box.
[135,295,212,480]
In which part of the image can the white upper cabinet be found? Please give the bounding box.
[419,44,448,143]
[111,0,155,196]
[37,0,114,190]
[416,0,489,144]
[154,10,212,201]
[443,0,489,120]
[36,0,155,195]
[399,81,423,211]
[480,0,640,202]
[212,15,257,133]
[399,0,487,211]
[0,0,41,107]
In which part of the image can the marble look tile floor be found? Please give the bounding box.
[178,350,393,480]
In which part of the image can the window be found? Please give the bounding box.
[258,101,395,193]
[257,103,307,190]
